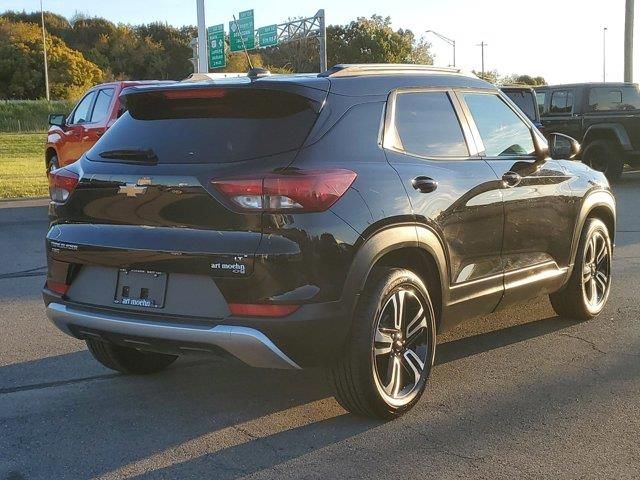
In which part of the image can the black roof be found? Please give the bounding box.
[122,64,495,99]
[536,82,637,90]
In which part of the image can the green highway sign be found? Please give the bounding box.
[207,24,225,69]
[229,9,255,52]
[258,24,278,47]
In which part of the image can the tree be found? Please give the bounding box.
[327,15,433,66]
[501,73,547,86]
[473,70,547,86]
[0,19,104,99]
[1,10,71,38]
[473,69,500,84]
[260,37,319,73]
[135,23,196,79]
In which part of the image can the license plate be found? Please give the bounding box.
[114,269,167,309]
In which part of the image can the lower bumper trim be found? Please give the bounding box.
[46,302,301,370]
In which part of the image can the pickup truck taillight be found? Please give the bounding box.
[211,169,357,213]
[48,168,79,202]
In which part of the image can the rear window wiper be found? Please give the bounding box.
[98,148,158,163]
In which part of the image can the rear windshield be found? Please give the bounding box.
[502,90,537,122]
[86,88,319,164]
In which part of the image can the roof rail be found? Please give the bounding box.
[319,63,463,78]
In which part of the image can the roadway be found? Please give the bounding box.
[1,173,639,479]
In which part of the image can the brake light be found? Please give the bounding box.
[46,279,69,295]
[212,169,357,212]
[229,304,300,317]
[48,168,79,202]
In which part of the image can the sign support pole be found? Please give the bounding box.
[318,9,327,73]
[196,0,208,73]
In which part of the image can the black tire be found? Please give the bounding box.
[550,218,612,321]
[47,154,59,174]
[328,267,437,419]
[86,338,178,374]
[582,139,624,182]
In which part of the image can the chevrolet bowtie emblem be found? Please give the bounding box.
[118,183,148,197]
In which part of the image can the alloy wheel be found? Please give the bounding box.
[372,286,432,407]
[582,230,611,310]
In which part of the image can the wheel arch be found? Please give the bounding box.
[45,147,58,169]
[565,189,616,282]
[583,124,632,151]
[343,224,448,329]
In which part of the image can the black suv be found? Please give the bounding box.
[537,82,640,181]
[44,64,616,419]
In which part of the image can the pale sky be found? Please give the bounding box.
[5,0,640,84]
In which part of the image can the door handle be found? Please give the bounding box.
[412,176,438,193]
[502,171,522,187]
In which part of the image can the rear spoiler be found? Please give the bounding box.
[121,74,329,98]
[120,81,330,121]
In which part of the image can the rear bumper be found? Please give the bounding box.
[46,302,301,370]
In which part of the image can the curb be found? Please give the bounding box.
[0,197,49,209]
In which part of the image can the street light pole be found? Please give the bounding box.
[196,0,208,73]
[603,27,608,82]
[425,30,456,67]
[40,0,50,101]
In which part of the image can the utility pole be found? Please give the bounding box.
[196,0,208,73]
[603,27,608,82]
[425,30,456,67]
[40,0,50,101]
[477,41,487,77]
[624,0,634,82]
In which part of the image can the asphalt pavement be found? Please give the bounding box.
[1,174,639,480]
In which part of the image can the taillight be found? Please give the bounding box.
[211,169,357,212]
[46,279,69,295]
[48,168,79,202]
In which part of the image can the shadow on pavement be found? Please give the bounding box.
[436,315,581,365]
[1,312,589,479]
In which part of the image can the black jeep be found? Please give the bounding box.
[536,82,640,181]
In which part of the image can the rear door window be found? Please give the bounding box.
[588,86,640,111]
[463,92,535,157]
[90,88,115,123]
[69,91,97,125]
[391,91,469,157]
[550,90,574,114]
[87,88,320,164]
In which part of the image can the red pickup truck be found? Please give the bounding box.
[46,81,172,171]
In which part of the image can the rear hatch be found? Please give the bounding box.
[48,78,328,314]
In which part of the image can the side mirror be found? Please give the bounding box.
[548,132,580,160]
[48,113,66,128]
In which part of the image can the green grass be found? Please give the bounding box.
[0,100,75,133]
[0,132,48,198]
